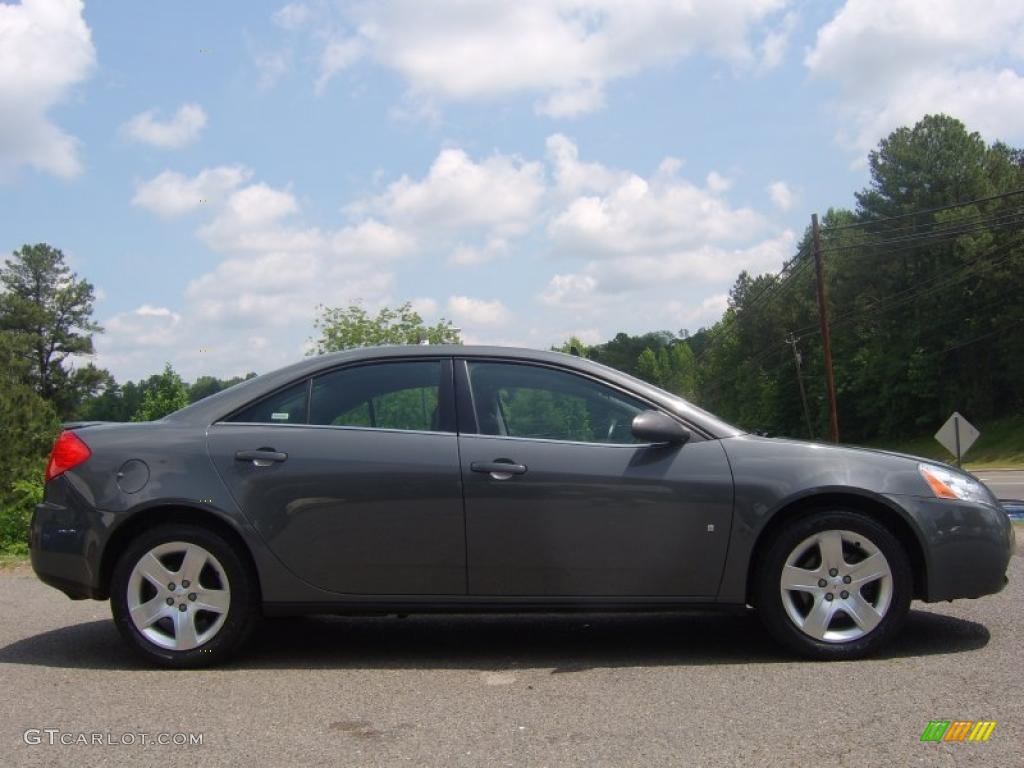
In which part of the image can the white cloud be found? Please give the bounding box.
[548,146,768,260]
[116,135,794,380]
[768,180,795,211]
[316,38,364,94]
[0,0,96,179]
[307,0,793,115]
[449,237,508,266]
[199,183,300,243]
[361,148,546,237]
[122,103,207,149]
[539,273,598,310]
[331,220,414,260]
[546,133,620,195]
[666,293,730,329]
[706,171,732,193]
[131,166,253,218]
[409,297,438,318]
[806,0,1024,157]
[447,296,512,327]
[273,3,312,30]
[253,48,292,89]
[757,10,796,71]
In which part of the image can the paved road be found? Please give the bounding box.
[2,551,1021,768]
[974,470,1024,500]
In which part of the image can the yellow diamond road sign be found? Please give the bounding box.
[935,412,980,460]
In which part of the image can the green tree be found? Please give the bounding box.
[131,363,189,421]
[0,331,60,553]
[691,114,1024,441]
[588,331,678,376]
[636,342,698,399]
[187,372,257,403]
[308,302,461,354]
[552,336,590,358]
[0,243,106,418]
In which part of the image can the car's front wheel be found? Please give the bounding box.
[110,524,258,667]
[754,510,912,660]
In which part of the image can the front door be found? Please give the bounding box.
[457,359,734,597]
[207,359,466,595]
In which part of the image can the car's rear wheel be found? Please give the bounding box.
[111,524,258,667]
[754,510,911,660]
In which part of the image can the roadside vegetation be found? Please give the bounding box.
[870,416,1024,469]
[2,114,1023,557]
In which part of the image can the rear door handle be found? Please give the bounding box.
[235,449,288,467]
[470,460,527,479]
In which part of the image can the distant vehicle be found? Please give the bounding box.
[1001,499,1024,520]
[30,346,1015,667]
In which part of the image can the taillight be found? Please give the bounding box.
[45,430,92,482]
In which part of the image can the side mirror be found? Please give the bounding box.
[631,410,691,445]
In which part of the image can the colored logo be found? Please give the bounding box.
[920,721,996,742]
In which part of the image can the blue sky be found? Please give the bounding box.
[2,0,1023,382]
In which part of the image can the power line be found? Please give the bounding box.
[827,188,1024,234]
[942,316,1024,354]
[822,208,1024,254]
[788,233,1024,338]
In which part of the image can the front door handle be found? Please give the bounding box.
[235,448,288,467]
[470,460,527,479]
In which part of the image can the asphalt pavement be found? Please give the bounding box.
[974,470,1024,501]
[2,549,1021,768]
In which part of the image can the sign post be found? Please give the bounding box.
[934,412,980,467]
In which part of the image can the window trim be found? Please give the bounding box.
[455,357,708,444]
[215,357,456,433]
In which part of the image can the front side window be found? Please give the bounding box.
[466,361,648,444]
[227,380,308,424]
[310,361,443,432]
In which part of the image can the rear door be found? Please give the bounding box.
[456,359,734,597]
[207,358,466,595]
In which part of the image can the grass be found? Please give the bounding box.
[868,415,1024,470]
[0,551,28,569]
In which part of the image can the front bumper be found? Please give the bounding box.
[892,494,1014,602]
[30,476,110,600]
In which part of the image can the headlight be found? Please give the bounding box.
[918,464,991,503]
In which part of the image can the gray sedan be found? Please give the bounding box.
[30,346,1015,666]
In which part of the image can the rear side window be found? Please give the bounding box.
[309,361,443,432]
[227,381,308,424]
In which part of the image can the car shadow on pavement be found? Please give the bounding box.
[0,608,990,671]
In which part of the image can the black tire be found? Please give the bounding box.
[753,510,912,660]
[110,524,259,668]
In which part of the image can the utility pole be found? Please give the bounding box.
[785,333,814,439]
[812,213,840,442]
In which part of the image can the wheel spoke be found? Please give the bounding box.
[843,592,883,633]
[172,608,199,649]
[178,544,208,585]
[801,597,838,639]
[846,551,889,587]
[193,588,230,615]
[130,596,169,628]
[781,564,823,592]
[817,531,846,571]
[136,552,174,588]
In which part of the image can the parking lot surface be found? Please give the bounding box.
[2,549,1021,767]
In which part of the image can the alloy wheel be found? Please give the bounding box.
[126,541,231,651]
[779,529,893,643]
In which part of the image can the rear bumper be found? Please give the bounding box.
[894,495,1014,602]
[30,477,110,600]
